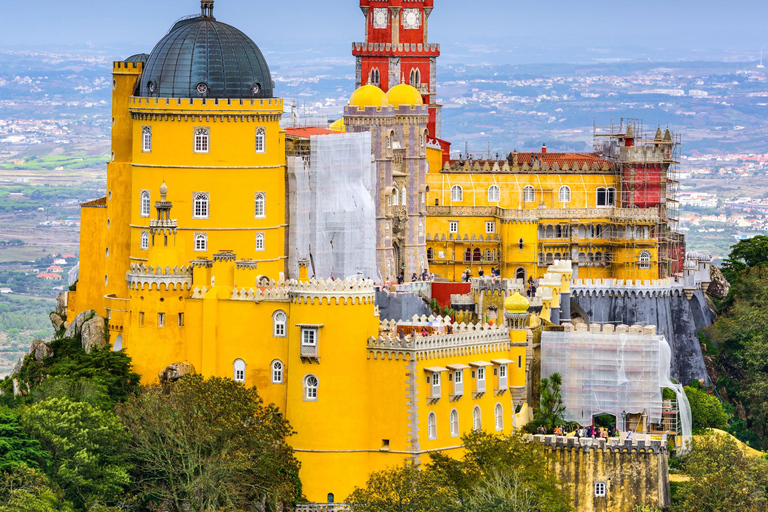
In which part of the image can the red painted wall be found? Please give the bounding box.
[431,282,471,309]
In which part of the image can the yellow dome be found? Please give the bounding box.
[329,118,346,133]
[349,85,388,108]
[504,291,530,314]
[386,84,424,107]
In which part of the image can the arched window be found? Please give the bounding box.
[597,187,607,206]
[546,253,554,264]
[140,191,151,217]
[488,185,500,202]
[112,334,123,352]
[588,252,594,262]
[450,409,459,437]
[523,185,535,203]
[472,406,481,430]
[595,225,603,238]
[402,186,407,206]
[639,250,652,269]
[140,231,149,250]
[451,185,463,202]
[538,252,545,265]
[193,193,209,218]
[254,192,266,218]
[554,252,562,261]
[233,359,246,383]
[255,233,265,251]
[141,126,152,152]
[516,267,525,281]
[273,310,287,337]
[473,248,481,262]
[546,225,554,238]
[392,187,399,206]
[559,185,571,203]
[427,412,437,440]
[642,226,650,239]
[495,403,503,431]
[194,233,207,252]
[410,68,421,86]
[595,251,603,262]
[427,247,434,262]
[418,221,423,236]
[578,252,586,264]
[194,127,210,153]
[555,225,562,238]
[271,360,283,384]
[255,128,266,153]
[518,238,524,250]
[304,374,319,401]
[370,67,380,86]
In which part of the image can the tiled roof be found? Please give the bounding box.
[81,196,107,207]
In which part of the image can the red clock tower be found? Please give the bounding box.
[354,0,442,138]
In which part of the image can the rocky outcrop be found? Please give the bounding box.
[63,310,96,339]
[81,316,107,354]
[50,312,65,332]
[55,292,68,315]
[158,362,196,383]
[29,338,53,361]
[707,265,730,300]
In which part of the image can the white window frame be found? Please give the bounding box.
[488,185,500,202]
[495,403,503,431]
[485,221,495,234]
[639,250,652,269]
[254,192,266,218]
[301,328,318,358]
[523,185,535,203]
[255,127,266,154]
[449,221,458,234]
[451,185,463,202]
[194,233,207,252]
[477,366,486,393]
[427,412,437,440]
[273,310,287,337]
[194,127,210,154]
[193,192,209,219]
[498,364,508,389]
[595,482,607,498]
[233,358,246,383]
[141,125,152,153]
[431,372,441,399]
[392,187,399,206]
[450,409,459,437]
[304,374,319,401]
[472,406,481,431]
[402,186,407,206]
[140,190,151,217]
[140,231,149,250]
[157,312,165,328]
[559,185,571,203]
[255,232,265,251]
[453,370,464,396]
[271,360,283,384]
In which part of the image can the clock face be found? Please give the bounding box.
[373,8,388,29]
[403,9,421,30]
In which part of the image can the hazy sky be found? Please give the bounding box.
[2,0,767,63]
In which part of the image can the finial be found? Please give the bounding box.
[201,0,214,17]
[160,181,168,201]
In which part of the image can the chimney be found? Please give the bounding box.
[541,143,547,154]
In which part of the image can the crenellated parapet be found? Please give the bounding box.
[368,320,510,361]
[529,434,667,454]
[572,277,692,299]
[218,278,376,305]
[564,323,657,336]
[470,277,525,295]
[126,263,192,291]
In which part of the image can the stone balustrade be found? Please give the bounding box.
[126,263,193,291]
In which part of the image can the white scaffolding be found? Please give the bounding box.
[288,132,378,281]
[541,326,691,450]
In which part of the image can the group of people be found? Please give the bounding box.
[461,266,501,282]
[396,269,434,284]
[537,424,625,439]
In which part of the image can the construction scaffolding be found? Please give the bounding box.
[287,132,378,280]
[541,326,692,451]
[594,118,683,278]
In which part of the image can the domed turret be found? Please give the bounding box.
[137,1,273,99]
[349,85,388,108]
[504,291,530,314]
[386,84,424,107]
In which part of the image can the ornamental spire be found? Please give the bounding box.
[201,0,214,17]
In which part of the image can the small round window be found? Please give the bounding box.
[147,80,157,93]
[251,82,261,96]
[196,82,209,96]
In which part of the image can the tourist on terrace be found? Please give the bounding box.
[411,273,418,282]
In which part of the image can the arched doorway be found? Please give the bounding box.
[516,267,526,281]
[112,334,123,352]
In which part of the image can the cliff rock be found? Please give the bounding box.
[55,292,68,315]
[50,312,64,332]
[159,362,196,383]
[30,338,53,361]
[64,310,96,339]
[707,265,730,300]
[81,316,107,353]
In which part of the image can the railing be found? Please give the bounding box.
[453,381,464,396]
[301,344,318,358]
[427,205,660,222]
[498,375,508,389]
[477,379,486,393]
[431,382,441,399]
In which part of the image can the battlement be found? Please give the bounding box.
[128,96,283,115]
[442,159,615,174]
[126,263,192,291]
[564,323,657,336]
[571,276,704,298]
[529,434,667,454]
[220,278,376,305]
[352,41,440,55]
[113,61,143,73]
[343,104,430,117]
[470,277,525,294]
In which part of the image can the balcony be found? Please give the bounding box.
[300,344,319,362]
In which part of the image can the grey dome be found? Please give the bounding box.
[137,15,273,99]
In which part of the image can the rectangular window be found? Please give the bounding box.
[486,221,495,234]
[139,312,144,327]
[498,364,507,389]
[431,372,441,398]
[477,367,486,393]
[301,328,318,357]
[453,370,463,395]
[194,127,210,153]
[595,482,607,498]
[157,313,165,328]
[141,126,152,153]
[178,313,184,327]
[449,221,458,233]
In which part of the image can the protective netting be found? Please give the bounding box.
[287,132,378,281]
[541,328,691,451]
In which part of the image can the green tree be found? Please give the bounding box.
[116,375,301,512]
[347,464,458,512]
[20,398,130,509]
[722,235,768,284]
[0,408,49,472]
[0,465,74,512]
[684,385,729,432]
[673,434,768,512]
[533,373,566,433]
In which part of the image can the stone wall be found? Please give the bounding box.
[533,435,670,512]
[375,290,431,321]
